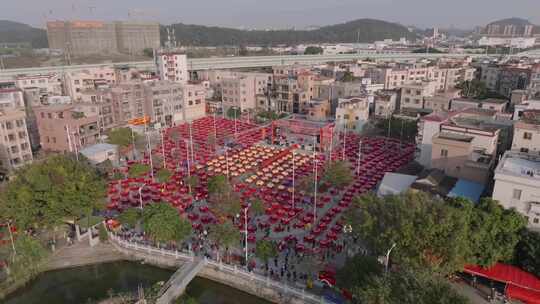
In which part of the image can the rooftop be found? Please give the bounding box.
[496,151,540,180]
[436,132,474,143]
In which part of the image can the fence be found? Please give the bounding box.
[108,232,328,304]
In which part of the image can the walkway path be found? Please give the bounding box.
[45,238,124,271]
[156,258,206,304]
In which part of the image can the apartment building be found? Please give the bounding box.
[400,81,437,110]
[34,105,99,153]
[493,151,540,228]
[0,110,33,173]
[178,84,206,122]
[512,110,540,154]
[221,73,272,112]
[306,98,331,122]
[273,76,311,113]
[477,64,502,91]
[110,83,147,124]
[0,88,24,109]
[47,20,160,56]
[15,73,63,100]
[155,51,188,84]
[335,96,370,131]
[144,81,183,126]
[373,90,398,117]
[65,67,116,101]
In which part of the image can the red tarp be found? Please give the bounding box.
[464,263,540,303]
[507,285,540,304]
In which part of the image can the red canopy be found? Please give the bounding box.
[464,263,540,304]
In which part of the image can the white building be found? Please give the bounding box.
[493,151,540,228]
[155,50,188,84]
[15,73,63,98]
[65,67,116,101]
[511,110,540,154]
[478,37,536,49]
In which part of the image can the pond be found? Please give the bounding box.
[3,261,272,304]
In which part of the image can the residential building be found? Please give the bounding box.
[178,84,206,122]
[431,132,494,183]
[34,105,99,153]
[373,90,398,117]
[450,98,508,113]
[155,50,188,84]
[65,67,116,101]
[478,64,501,91]
[221,73,272,112]
[15,73,63,99]
[143,80,183,126]
[512,110,540,154]
[0,88,24,109]
[400,81,437,110]
[0,110,33,173]
[305,98,331,122]
[492,151,540,228]
[110,83,147,124]
[424,89,460,112]
[335,96,370,131]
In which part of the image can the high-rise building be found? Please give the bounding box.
[155,50,188,84]
[46,20,160,56]
[115,21,161,55]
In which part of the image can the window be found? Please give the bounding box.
[513,189,522,200]
[440,149,448,158]
[524,132,533,140]
[534,218,539,224]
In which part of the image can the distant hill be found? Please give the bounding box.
[0,20,48,48]
[163,18,417,46]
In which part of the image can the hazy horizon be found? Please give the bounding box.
[2,0,540,30]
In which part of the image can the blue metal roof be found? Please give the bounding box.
[448,179,484,203]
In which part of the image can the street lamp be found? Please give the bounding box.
[146,132,154,181]
[138,183,147,210]
[385,243,397,274]
[291,150,296,210]
[244,203,251,270]
[313,158,318,225]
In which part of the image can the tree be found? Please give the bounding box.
[455,80,488,99]
[298,173,318,194]
[10,235,48,278]
[156,168,172,183]
[117,207,141,229]
[513,230,540,277]
[0,155,106,230]
[255,239,278,268]
[251,198,265,216]
[355,268,468,304]
[226,107,242,119]
[304,46,323,55]
[336,255,382,290]
[322,161,353,189]
[107,127,139,148]
[142,203,192,244]
[460,198,527,267]
[346,192,471,275]
[208,221,239,262]
[128,164,150,178]
[207,175,231,196]
[375,117,418,143]
[184,175,200,195]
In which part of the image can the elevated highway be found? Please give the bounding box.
[0,52,510,81]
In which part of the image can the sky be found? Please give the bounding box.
[2,0,540,29]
